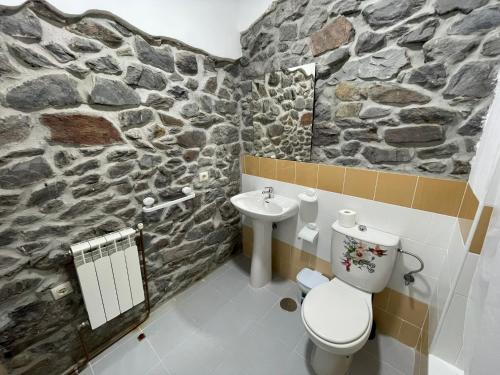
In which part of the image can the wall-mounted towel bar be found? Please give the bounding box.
[142,186,195,213]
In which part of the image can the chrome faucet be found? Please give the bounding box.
[262,186,273,200]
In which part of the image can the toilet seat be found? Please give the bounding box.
[302,280,371,345]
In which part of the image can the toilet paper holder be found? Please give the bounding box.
[298,223,319,243]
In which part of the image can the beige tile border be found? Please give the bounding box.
[295,162,319,188]
[317,165,345,193]
[412,176,467,217]
[343,167,378,200]
[276,159,295,183]
[259,157,277,179]
[243,155,468,219]
[470,205,493,254]
[374,172,418,208]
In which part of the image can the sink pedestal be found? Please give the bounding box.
[250,220,273,288]
[231,190,298,288]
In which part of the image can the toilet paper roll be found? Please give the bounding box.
[338,209,357,228]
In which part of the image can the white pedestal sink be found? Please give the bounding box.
[230,190,298,288]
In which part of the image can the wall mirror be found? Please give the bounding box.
[251,63,315,161]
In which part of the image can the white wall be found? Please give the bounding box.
[428,221,468,365]
[1,0,274,58]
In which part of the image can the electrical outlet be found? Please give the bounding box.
[50,281,73,301]
[199,171,209,182]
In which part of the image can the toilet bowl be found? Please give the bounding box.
[301,278,372,375]
[300,221,400,375]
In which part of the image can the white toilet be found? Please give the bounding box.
[301,221,400,375]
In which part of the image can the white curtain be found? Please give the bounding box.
[463,94,500,374]
[463,203,500,375]
[462,70,500,375]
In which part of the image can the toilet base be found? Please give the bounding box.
[311,345,352,375]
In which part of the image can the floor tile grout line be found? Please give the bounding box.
[202,262,233,283]
[86,362,95,375]
[145,336,173,375]
[257,297,282,323]
[140,298,178,330]
[264,278,297,294]
[292,332,308,359]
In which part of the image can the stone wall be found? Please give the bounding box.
[252,67,314,160]
[0,2,240,374]
[239,0,500,179]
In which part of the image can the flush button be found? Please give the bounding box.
[358,225,367,232]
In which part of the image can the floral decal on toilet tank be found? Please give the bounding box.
[341,236,387,273]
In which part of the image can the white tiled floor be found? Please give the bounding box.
[81,255,415,375]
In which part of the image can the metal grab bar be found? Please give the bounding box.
[397,248,425,285]
[142,187,195,213]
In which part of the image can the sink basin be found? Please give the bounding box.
[231,190,298,288]
[230,191,299,222]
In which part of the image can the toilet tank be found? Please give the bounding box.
[331,221,399,293]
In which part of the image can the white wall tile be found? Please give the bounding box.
[447,222,468,289]
[455,253,479,297]
[455,346,465,370]
[308,189,344,261]
[436,256,451,319]
[241,173,258,191]
[388,267,437,305]
[425,214,458,249]
[431,293,467,367]
[339,195,455,249]
[241,174,457,305]
[428,290,440,344]
[428,249,455,348]
[428,354,464,375]
[428,221,468,354]
[398,238,446,279]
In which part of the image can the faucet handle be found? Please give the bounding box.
[262,187,274,200]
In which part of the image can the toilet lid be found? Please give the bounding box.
[303,282,370,344]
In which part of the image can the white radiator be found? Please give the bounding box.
[71,227,145,330]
